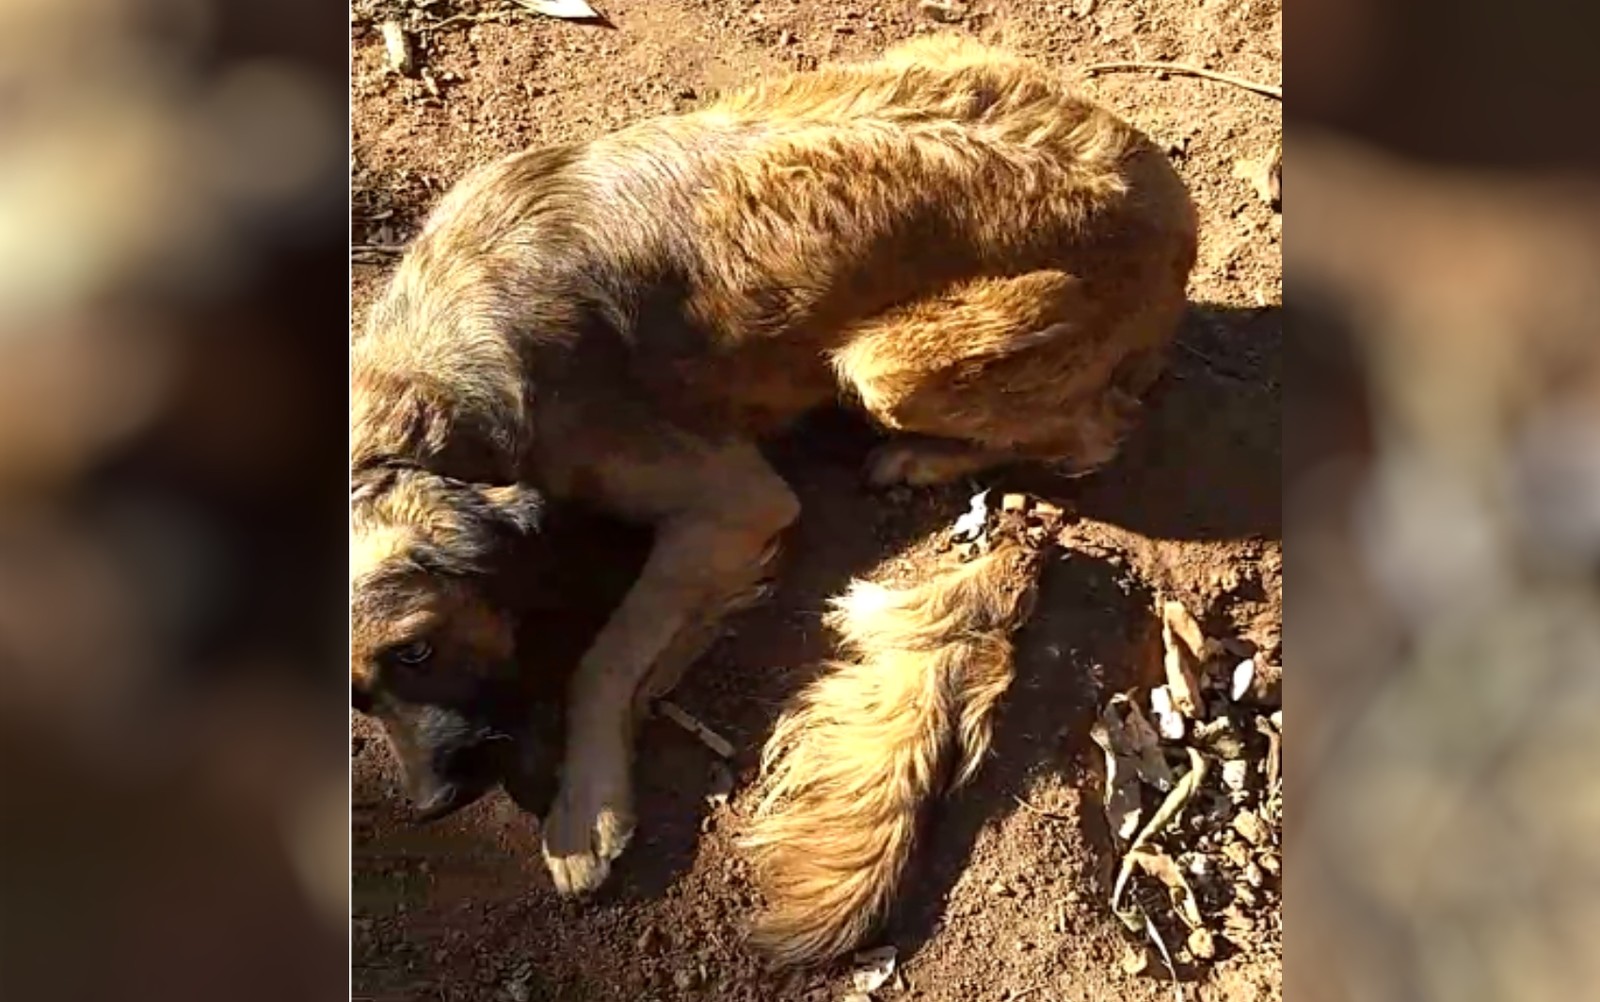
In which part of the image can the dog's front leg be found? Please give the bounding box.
[540,448,799,895]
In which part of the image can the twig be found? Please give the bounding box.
[423,10,517,32]
[352,243,405,256]
[1175,340,1256,383]
[1139,902,1185,1002]
[1012,794,1074,823]
[1085,61,1282,100]
[656,699,736,758]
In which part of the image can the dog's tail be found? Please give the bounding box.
[741,527,1048,966]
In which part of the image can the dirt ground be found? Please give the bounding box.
[350,1,1281,1000]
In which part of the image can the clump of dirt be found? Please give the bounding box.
[351,2,1281,999]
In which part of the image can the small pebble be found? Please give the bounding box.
[1243,861,1265,888]
[917,0,968,22]
[1221,758,1251,792]
[1233,809,1269,846]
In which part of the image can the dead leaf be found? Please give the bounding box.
[1090,718,1144,843]
[1233,809,1269,846]
[1111,748,1207,915]
[1128,847,1205,929]
[1254,715,1281,789]
[1107,694,1175,790]
[1121,943,1152,975]
[850,946,897,993]
[1160,601,1207,716]
[1149,685,1186,740]
[1187,926,1216,960]
[1190,717,1244,758]
[513,0,604,20]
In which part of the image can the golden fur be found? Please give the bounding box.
[349,35,1195,901]
[743,536,1045,965]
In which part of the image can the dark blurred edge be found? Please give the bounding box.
[0,0,350,999]
[1287,1,1600,1000]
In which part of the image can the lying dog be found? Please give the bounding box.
[350,35,1195,902]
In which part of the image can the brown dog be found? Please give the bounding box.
[350,35,1196,897]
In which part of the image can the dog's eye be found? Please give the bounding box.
[388,640,434,665]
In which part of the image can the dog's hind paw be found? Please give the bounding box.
[540,780,635,896]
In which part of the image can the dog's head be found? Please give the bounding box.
[350,463,548,821]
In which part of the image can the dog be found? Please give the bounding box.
[350,35,1196,904]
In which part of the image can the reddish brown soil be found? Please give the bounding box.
[350,2,1281,999]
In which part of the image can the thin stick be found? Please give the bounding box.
[1139,903,1185,1002]
[656,699,736,758]
[423,10,517,32]
[1085,61,1281,100]
[1012,794,1074,823]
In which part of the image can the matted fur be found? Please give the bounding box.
[742,536,1046,965]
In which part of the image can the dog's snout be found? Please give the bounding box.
[386,704,501,822]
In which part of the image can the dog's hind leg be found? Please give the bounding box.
[833,269,1181,487]
[540,436,799,895]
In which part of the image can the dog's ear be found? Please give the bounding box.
[477,483,546,537]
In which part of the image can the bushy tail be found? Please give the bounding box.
[741,533,1047,966]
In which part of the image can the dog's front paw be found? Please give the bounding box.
[866,441,987,487]
[540,775,635,896]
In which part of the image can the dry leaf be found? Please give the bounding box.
[1159,601,1207,716]
[1089,718,1144,843]
[1149,685,1186,740]
[1190,717,1244,758]
[1233,809,1269,846]
[1129,847,1205,929]
[850,946,897,993]
[1111,748,1207,915]
[1107,694,1175,790]
[513,0,603,20]
[1254,715,1281,789]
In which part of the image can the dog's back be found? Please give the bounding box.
[354,35,1195,485]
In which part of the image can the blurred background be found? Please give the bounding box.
[1289,1,1600,1001]
[0,0,348,999]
